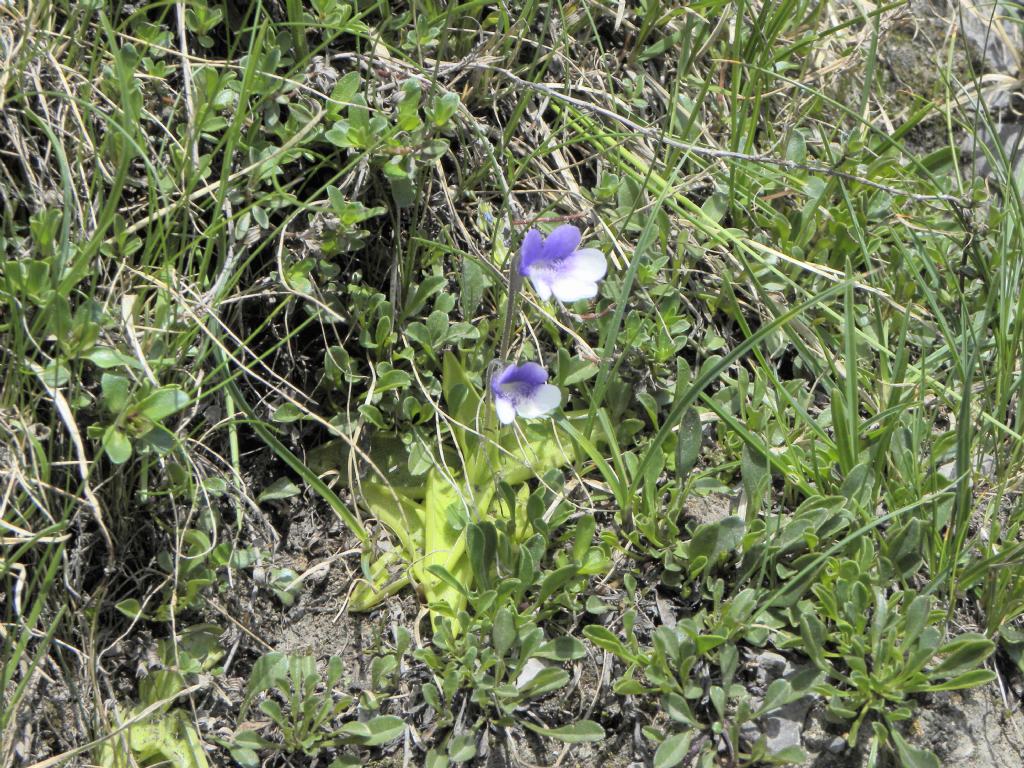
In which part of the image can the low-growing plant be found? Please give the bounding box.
[796,563,995,762]
[586,590,820,767]
[413,528,609,762]
[97,625,224,768]
[226,651,405,764]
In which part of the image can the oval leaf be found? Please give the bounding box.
[654,731,693,768]
[523,719,605,743]
[103,425,133,464]
[258,477,301,503]
[136,386,189,421]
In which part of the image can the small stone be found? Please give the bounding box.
[826,736,846,754]
[753,651,788,685]
[740,721,761,746]
[949,739,976,761]
[764,713,803,754]
[956,1,1022,77]
[763,696,816,754]
[515,658,548,689]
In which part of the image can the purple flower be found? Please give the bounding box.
[518,224,607,302]
[490,362,561,424]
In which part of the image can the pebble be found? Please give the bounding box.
[826,736,846,754]
[752,651,788,685]
[515,658,548,689]
[763,697,815,754]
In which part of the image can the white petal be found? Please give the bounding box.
[565,248,607,281]
[515,384,561,419]
[494,397,517,424]
[549,277,598,303]
[546,248,606,302]
[528,274,553,300]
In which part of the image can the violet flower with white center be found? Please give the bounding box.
[490,361,561,425]
[518,224,607,303]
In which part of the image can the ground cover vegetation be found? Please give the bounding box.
[3,0,1024,765]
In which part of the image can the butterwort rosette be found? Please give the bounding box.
[490,361,561,425]
[518,224,607,302]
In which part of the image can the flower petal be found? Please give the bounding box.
[542,225,581,261]
[545,247,606,302]
[527,273,554,300]
[494,396,517,424]
[562,248,607,281]
[549,277,599,303]
[515,384,561,419]
[503,361,549,387]
[490,363,517,394]
[518,229,544,274]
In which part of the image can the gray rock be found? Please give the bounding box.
[763,714,802,753]
[752,651,788,686]
[746,653,824,755]
[763,696,816,754]
[826,736,847,754]
[954,0,1023,76]
[515,658,548,690]
[936,453,997,482]
[740,720,761,747]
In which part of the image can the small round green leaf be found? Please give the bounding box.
[103,425,133,464]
